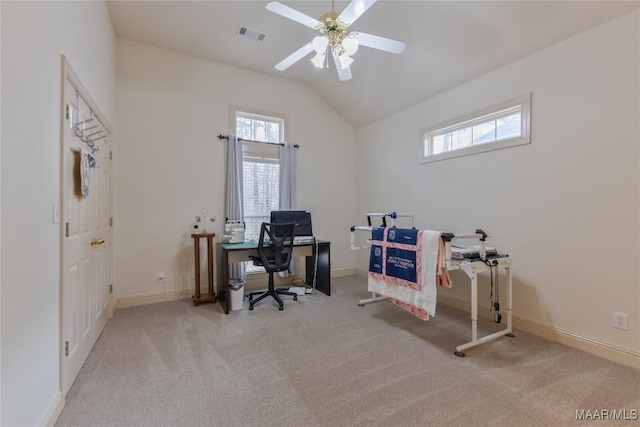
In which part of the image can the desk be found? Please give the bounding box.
[216,240,330,314]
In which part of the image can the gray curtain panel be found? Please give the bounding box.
[279,142,297,276]
[279,142,297,210]
[224,135,246,281]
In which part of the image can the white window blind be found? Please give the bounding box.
[242,154,279,242]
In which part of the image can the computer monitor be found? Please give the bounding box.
[270,210,313,238]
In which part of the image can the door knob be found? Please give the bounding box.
[90,238,105,246]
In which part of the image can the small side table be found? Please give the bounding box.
[191,233,216,306]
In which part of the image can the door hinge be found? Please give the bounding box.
[109,284,113,294]
[64,341,69,356]
[110,150,112,160]
[65,104,72,120]
[110,217,113,227]
[65,222,70,237]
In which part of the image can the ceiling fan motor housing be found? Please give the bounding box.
[317,12,350,53]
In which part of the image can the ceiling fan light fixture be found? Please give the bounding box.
[311,51,326,68]
[342,34,359,55]
[338,52,353,69]
[312,35,329,53]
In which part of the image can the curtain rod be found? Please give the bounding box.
[217,134,299,148]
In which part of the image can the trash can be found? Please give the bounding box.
[229,278,245,311]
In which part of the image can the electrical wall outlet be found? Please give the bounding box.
[157,272,165,282]
[613,312,628,330]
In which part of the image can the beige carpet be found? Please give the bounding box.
[56,276,640,426]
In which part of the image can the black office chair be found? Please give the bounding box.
[248,222,298,311]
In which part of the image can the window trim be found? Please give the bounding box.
[419,93,531,164]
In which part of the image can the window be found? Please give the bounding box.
[232,107,286,242]
[420,94,531,163]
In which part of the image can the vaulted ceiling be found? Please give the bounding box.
[106,1,639,128]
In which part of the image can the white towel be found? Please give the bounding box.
[80,148,91,198]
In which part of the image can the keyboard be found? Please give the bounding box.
[293,236,315,244]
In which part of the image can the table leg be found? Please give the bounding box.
[207,236,216,303]
[217,244,230,314]
[193,236,201,305]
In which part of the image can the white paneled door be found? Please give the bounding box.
[61,59,113,395]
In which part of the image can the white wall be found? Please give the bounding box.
[0,1,116,425]
[357,11,639,363]
[114,39,357,304]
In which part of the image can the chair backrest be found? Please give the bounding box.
[256,222,295,272]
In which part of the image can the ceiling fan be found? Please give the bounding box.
[266,0,406,81]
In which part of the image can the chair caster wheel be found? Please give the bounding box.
[249,305,254,311]
[294,296,298,301]
[279,305,284,311]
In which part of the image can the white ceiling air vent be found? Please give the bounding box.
[238,26,266,41]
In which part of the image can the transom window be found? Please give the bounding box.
[420,94,531,163]
[236,112,282,144]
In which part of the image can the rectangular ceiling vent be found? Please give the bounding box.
[238,26,266,41]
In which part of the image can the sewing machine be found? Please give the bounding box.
[224,220,245,243]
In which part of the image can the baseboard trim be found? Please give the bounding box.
[115,269,355,309]
[39,390,64,427]
[514,314,640,369]
[332,267,357,277]
[115,289,189,309]
[437,292,640,370]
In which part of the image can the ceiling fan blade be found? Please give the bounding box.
[332,52,353,81]
[338,0,377,26]
[266,2,320,29]
[275,42,315,71]
[354,32,406,54]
